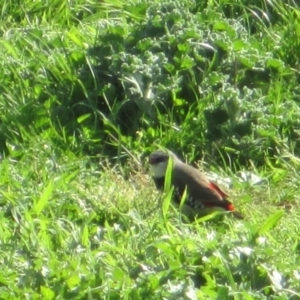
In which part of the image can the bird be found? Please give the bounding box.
[149,149,243,219]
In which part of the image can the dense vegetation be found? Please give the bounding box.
[0,0,300,298]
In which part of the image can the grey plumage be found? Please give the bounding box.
[149,149,243,219]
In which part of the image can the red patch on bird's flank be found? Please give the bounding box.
[207,181,228,198]
[226,203,235,211]
[203,202,235,211]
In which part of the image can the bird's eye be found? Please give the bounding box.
[155,156,168,164]
[149,157,158,164]
[149,156,167,164]
[156,157,166,163]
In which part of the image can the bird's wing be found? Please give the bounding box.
[172,163,234,210]
[207,181,229,198]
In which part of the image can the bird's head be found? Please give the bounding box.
[149,149,178,178]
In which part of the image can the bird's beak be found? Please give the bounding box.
[148,157,156,165]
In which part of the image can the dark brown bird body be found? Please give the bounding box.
[149,149,243,219]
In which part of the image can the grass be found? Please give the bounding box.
[0,146,299,299]
[1,0,300,298]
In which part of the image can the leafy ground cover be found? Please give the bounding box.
[0,0,300,298]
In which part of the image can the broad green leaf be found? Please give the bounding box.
[258,210,284,236]
[40,286,55,300]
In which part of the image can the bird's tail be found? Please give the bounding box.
[230,210,244,219]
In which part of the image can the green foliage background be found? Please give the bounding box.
[1,0,300,299]
[1,0,300,167]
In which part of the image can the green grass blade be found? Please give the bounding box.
[32,179,54,215]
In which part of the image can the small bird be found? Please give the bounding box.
[149,149,243,219]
